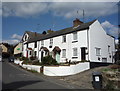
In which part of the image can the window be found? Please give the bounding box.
[24,34,28,41]
[73,48,78,56]
[50,38,53,46]
[108,45,110,53]
[62,49,66,58]
[62,35,66,43]
[73,32,77,41]
[102,58,107,62]
[26,43,28,48]
[96,48,101,56]
[41,40,44,46]
[35,41,37,48]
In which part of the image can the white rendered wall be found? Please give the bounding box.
[37,30,87,63]
[44,62,90,76]
[89,20,115,63]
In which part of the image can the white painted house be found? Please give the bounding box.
[22,19,115,64]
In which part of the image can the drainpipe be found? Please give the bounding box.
[38,41,40,61]
[87,27,90,61]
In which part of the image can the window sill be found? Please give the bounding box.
[62,42,66,43]
[72,57,78,59]
[72,40,78,43]
[96,55,101,56]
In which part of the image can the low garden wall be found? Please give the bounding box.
[14,59,41,73]
[14,60,90,76]
[14,59,23,65]
[44,62,90,76]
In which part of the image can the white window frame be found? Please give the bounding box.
[108,45,110,54]
[102,58,107,63]
[73,48,78,57]
[73,32,78,41]
[50,38,53,46]
[41,40,44,46]
[62,35,66,43]
[62,49,66,58]
[34,41,37,48]
[95,48,101,56]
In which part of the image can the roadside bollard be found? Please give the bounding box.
[92,72,102,89]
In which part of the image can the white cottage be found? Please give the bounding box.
[22,19,115,64]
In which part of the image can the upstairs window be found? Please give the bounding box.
[73,48,78,56]
[41,40,44,46]
[62,35,66,43]
[108,45,110,54]
[26,43,28,48]
[73,32,78,41]
[34,51,37,57]
[35,41,37,48]
[95,48,101,56]
[50,38,53,46]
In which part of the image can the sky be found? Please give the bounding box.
[1,0,119,44]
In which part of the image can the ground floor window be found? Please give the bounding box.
[102,58,107,62]
[62,49,66,58]
[95,48,101,56]
[73,48,78,57]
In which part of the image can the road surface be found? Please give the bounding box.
[2,59,68,90]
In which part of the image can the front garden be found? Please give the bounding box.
[17,56,88,66]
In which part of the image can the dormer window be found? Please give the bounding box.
[23,34,29,41]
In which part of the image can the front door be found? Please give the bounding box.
[81,47,86,61]
[56,52,60,63]
[26,51,28,58]
[41,51,44,61]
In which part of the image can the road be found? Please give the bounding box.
[2,59,68,90]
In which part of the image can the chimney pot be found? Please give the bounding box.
[73,18,83,27]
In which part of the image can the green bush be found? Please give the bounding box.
[32,61,41,65]
[21,57,31,64]
[41,55,58,65]
[30,56,36,60]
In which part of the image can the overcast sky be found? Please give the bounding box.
[1,1,119,44]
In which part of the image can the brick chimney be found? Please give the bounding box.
[73,18,83,27]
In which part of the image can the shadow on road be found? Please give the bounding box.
[2,80,42,90]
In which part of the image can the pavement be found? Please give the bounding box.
[2,59,75,90]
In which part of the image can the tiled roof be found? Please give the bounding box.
[26,19,96,43]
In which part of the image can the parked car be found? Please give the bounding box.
[9,56,14,62]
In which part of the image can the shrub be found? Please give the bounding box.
[21,57,30,64]
[32,61,41,65]
[109,64,120,69]
[30,56,36,60]
[115,60,120,65]
[41,55,58,65]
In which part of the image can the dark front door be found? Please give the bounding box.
[26,51,28,58]
[81,47,86,60]
[41,51,44,61]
